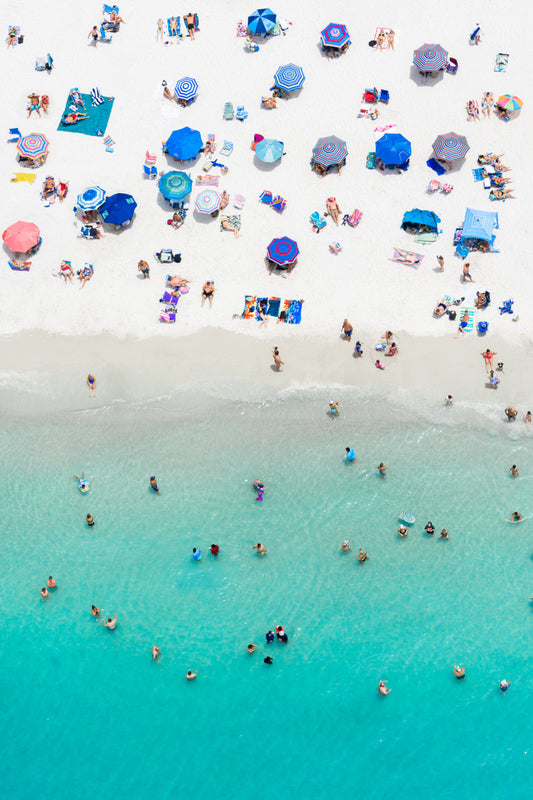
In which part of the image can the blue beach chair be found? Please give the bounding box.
[99,26,113,43]
[8,127,22,142]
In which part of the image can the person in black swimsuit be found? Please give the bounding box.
[201,280,215,308]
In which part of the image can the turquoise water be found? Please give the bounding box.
[1,390,532,800]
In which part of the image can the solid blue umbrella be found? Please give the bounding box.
[99,193,137,225]
[375,133,412,165]
[255,138,284,162]
[413,43,448,71]
[174,77,199,101]
[321,23,350,49]
[274,64,305,92]
[432,132,469,161]
[267,237,299,266]
[166,127,203,160]
[77,186,106,210]
[158,171,192,202]
[247,8,277,35]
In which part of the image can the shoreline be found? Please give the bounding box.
[1,327,531,418]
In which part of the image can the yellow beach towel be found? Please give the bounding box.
[11,172,36,184]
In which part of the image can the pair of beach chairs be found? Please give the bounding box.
[259,190,286,212]
[362,87,389,103]
[144,150,158,178]
[341,209,363,227]
[223,103,247,120]
[310,211,326,232]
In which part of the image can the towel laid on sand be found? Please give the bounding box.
[220,214,241,231]
[195,175,219,186]
[391,247,424,267]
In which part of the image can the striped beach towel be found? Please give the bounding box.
[391,248,424,267]
[195,175,219,186]
[103,135,115,153]
[91,87,104,106]
[460,307,475,333]
[160,311,176,323]
[233,193,245,209]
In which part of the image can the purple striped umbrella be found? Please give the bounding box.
[312,136,348,167]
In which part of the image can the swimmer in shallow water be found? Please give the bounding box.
[47,576,56,589]
[186,670,197,681]
[264,656,273,665]
[499,679,510,693]
[41,587,50,601]
[378,680,391,696]
[86,513,95,526]
[509,465,519,478]
[265,630,274,643]
[398,525,408,537]
[358,549,368,563]
[345,447,356,462]
[424,522,435,535]
[511,511,522,523]
[150,476,159,493]
[209,544,219,556]
[377,463,388,477]
[246,643,257,654]
[341,540,351,552]
[103,614,117,630]
[91,605,100,618]
[192,547,202,560]
[152,646,161,661]
[253,542,267,556]
[453,665,465,679]
[439,529,449,539]
[253,480,265,502]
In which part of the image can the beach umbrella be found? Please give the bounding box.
[267,236,299,266]
[497,95,522,112]
[77,186,106,210]
[195,189,221,214]
[166,127,203,160]
[99,193,137,225]
[413,43,448,71]
[312,135,348,167]
[274,64,305,92]
[174,77,199,102]
[432,132,469,162]
[376,133,412,165]
[158,171,193,202]
[255,138,284,162]
[247,8,277,35]
[2,221,41,252]
[321,23,350,49]
[16,133,49,159]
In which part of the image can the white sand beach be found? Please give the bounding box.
[1,0,532,401]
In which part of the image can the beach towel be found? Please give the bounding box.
[195,175,219,186]
[279,298,291,319]
[266,297,281,317]
[494,53,509,72]
[427,158,446,176]
[460,307,475,333]
[374,27,393,49]
[415,230,438,245]
[236,20,248,37]
[391,248,424,268]
[11,172,36,184]
[103,135,115,153]
[220,214,241,232]
[255,297,268,321]
[91,87,104,106]
[233,193,245,209]
[472,168,485,181]
[58,93,114,137]
[287,300,303,325]
[241,295,256,319]
[167,17,181,37]
[8,260,31,271]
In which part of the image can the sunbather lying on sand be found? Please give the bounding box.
[262,95,277,109]
[434,299,451,316]
[167,275,189,288]
[220,217,240,238]
[61,112,89,125]
[490,188,515,200]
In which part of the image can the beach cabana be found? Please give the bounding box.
[2,221,41,252]
[99,193,137,226]
[312,136,348,172]
[158,171,192,203]
[432,132,469,163]
[401,210,441,243]
[195,189,221,214]
[375,133,411,167]
[321,23,350,50]
[165,127,203,160]
[274,64,305,93]
[77,186,106,210]
[255,138,284,163]
[248,8,276,35]
[413,44,448,72]
[174,77,199,102]
[459,208,499,253]
[16,133,49,160]
[267,236,299,266]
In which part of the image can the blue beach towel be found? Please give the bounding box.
[267,297,281,317]
[58,93,114,137]
[167,17,181,36]
[287,300,303,325]
[427,158,446,176]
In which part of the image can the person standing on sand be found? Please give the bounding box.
[462,263,474,282]
[157,18,165,41]
[481,349,496,373]
[87,374,96,397]
[273,347,284,371]
[138,260,150,279]
[445,395,453,405]
[341,319,353,341]
[436,255,444,271]
[88,26,99,47]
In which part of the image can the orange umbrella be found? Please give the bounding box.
[2,221,41,252]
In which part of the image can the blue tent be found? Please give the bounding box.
[376,133,411,166]
[401,209,441,232]
[461,208,499,245]
[166,127,203,160]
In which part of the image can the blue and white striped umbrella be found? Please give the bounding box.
[413,43,448,71]
[77,186,106,210]
[174,77,199,102]
[274,64,305,93]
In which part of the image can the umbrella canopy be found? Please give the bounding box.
[16,133,49,158]
[321,23,350,48]
[312,135,348,167]
[497,95,522,112]
[99,193,137,225]
[274,64,305,92]
[77,186,106,210]
[158,171,193,202]
[376,133,412,165]
[248,8,277,35]
[195,189,221,214]
[413,44,448,71]
[2,221,41,252]
[255,138,284,162]
[432,132,469,162]
[174,77,199,101]
[267,236,299,266]
[166,127,203,160]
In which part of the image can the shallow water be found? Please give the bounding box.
[1,389,532,800]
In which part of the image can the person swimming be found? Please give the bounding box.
[192,547,202,560]
[47,576,56,589]
[398,525,408,537]
[253,542,267,555]
[358,549,368,563]
[263,656,273,665]
[103,615,117,630]
[424,522,435,534]
[276,625,288,643]
[265,630,274,643]
[150,476,159,493]
[152,646,161,661]
[341,540,351,552]
[345,447,356,462]
[253,480,265,501]
[453,665,465,679]
[511,511,522,523]
[91,605,100,618]
[246,643,257,654]
[377,463,388,477]
[86,513,95,527]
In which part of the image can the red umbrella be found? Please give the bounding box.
[2,221,41,252]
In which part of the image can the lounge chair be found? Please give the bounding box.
[343,209,363,227]
[366,152,377,169]
[499,299,514,315]
[310,211,326,232]
[223,102,234,120]
[362,88,378,103]
[143,164,157,179]
[8,127,22,143]
[91,87,104,106]
[329,242,342,254]
[445,57,458,74]
[102,4,120,30]
[99,26,113,43]
[271,196,286,212]
[35,53,53,72]
[235,105,248,121]
[378,89,390,103]
[160,311,177,323]
[427,180,441,192]
[161,291,179,306]
[259,190,272,204]
[219,140,233,157]
[145,151,157,165]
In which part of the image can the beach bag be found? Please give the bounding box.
[18,34,24,44]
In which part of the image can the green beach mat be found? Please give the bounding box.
[57,93,114,137]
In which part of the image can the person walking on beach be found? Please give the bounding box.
[341,319,353,341]
[157,18,165,41]
[481,349,496,373]
[88,26,99,47]
[462,263,474,282]
[505,407,518,421]
[329,401,340,417]
[272,347,284,371]
[87,374,96,397]
[445,395,453,405]
[201,281,215,308]
[138,260,150,279]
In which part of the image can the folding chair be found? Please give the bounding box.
[223,102,234,120]
[143,164,157,179]
[8,127,22,142]
[259,190,272,204]
[310,211,327,232]
[145,150,157,165]
[427,179,441,192]
[219,141,233,157]
[271,195,286,212]
[378,89,390,103]
[160,311,177,323]
[99,27,113,43]
[235,105,248,121]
